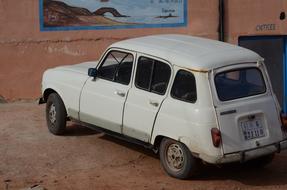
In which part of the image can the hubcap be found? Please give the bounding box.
[166,143,185,171]
[49,104,56,125]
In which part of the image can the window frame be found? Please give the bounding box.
[134,55,172,96]
[97,49,135,85]
[170,69,197,104]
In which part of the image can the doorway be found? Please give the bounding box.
[239,36,286,112]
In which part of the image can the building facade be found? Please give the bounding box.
[0,0,286,110]
[0,0,218,101]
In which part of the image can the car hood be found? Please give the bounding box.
[56,61,99,75]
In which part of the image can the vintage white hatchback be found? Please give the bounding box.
[40,34,287,179]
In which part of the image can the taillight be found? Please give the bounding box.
[211,128,221,148]
[280,112,287,130]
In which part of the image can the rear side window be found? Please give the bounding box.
[135,56,171,95]
[171,70,197,103]
[215,67,266,101]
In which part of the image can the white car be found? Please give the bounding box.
[40,34,287,179]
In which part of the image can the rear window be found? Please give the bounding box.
[215,68,266,101]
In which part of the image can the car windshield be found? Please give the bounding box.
[215,67,266,101]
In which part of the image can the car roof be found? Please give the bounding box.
[111,34,262,72]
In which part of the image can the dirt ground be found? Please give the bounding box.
[1,102,287,190]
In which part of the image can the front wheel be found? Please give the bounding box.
[159,138,200,179]
[46,93,67,135]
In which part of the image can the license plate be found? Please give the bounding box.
[240,119,265,140]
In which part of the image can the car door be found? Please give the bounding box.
[210,63,283,154]
[123,55,172,142]
[80,49,135,133]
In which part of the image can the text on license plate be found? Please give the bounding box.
[240,119,265,140]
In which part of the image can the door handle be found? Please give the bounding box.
[149,100,159,107]
[115,91,126,97]
[220,110,237,116]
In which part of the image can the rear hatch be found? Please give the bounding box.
[210,63,283,154]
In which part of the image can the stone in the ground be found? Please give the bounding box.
[0,95,7,103]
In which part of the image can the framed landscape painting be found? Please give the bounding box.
[39,0,187,31]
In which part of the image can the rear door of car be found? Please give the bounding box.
[210,63,283,154]
[122,54,172,142]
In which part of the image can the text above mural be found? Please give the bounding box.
[40,0,187,31]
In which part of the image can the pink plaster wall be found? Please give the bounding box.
[0,0,218,100]
[225,0,287,44]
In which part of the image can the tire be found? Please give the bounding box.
[245,153,275,168]
[46,93,67,135]
[159,138,200,179]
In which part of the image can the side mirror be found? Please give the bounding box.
[88,68,97,78]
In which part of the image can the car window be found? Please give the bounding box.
[98,51,133,85]
[171,70,197,103]
[114,54,134,85]
[135,56,171,95]
[215,67,266,101]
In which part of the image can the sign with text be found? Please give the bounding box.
[40,0,187,31]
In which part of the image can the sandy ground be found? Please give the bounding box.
[1,102,287,190]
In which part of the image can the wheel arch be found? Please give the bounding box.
[43,88,57,102]
[152,134,199,157]
[153,135,190,148]
[153,135,165,149]
[43,87,67,109]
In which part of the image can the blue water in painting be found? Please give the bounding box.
[105,15,183,24]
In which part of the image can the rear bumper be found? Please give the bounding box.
[199,139,287,164]
[219,139,287,164]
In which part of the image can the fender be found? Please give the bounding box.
[42,85,67,107]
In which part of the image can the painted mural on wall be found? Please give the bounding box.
[40,0,187,31]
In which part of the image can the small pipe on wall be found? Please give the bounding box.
[219,0,224,41]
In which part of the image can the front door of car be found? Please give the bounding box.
[80,49,135,133]
[123,55,172,142]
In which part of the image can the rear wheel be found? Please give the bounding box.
[159,138,200,179]
[46,93,67,135]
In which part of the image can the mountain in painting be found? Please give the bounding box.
[43,0,129,27]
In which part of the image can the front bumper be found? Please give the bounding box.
[219,139,287,164]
